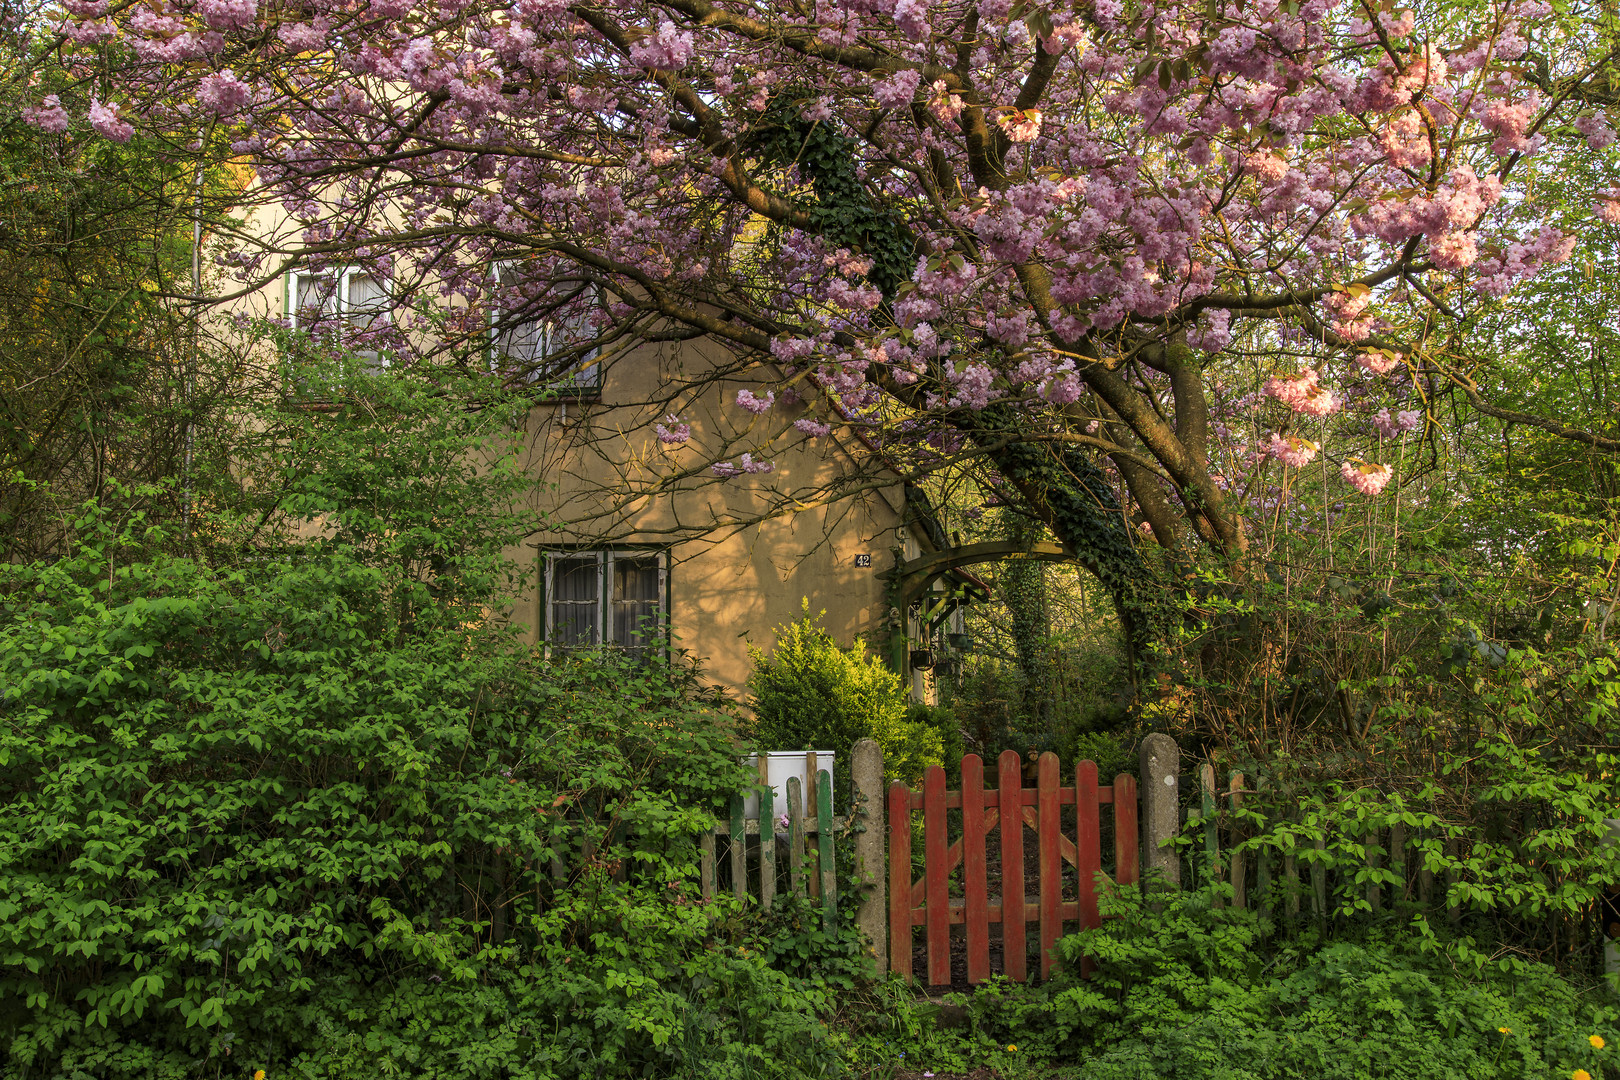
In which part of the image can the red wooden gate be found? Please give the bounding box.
[887,750,1139,985]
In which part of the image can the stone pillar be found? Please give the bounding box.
[1138,732,1181,889]
[851,738,887,972]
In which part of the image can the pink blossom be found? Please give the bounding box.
[87,98,133,142]
[801,97,833,123]
[1356,351,1402,375]
[629,20,694,71]
[892,0,930,41]
[655,414,690,445]
[1598,191,1620,226]
[736,389,774,414]
[1188,308,1232,353]
[794,417,832,437]
[1264,370,1340,417]
[1245,152,1288,184]
[873,68,921,109]
[928,80,963,124]
[198,71,252,116]
[1429,231,1478,270]
[1379,110,1431,169]
[1265,433,1319,467]
[1576,113,1617,150]
[277,19,326,50]
[997,109,1042,143]
[21,94,69,133]
[1341,460,1394,495]
[196,0,255,28]
[196,0,256,30]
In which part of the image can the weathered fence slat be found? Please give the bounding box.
[924,765,950,986]
[805,753,820,901]
[1366,831,1381,911]
[1076,760,1101,930]
[699,830,715,900]
[759,761,776,909]
[1200,763,1220,905]
[817,769,836,916]
[787,776,805,897]
[888,780,913,982]
[1389,820,1406,903]
[1229,772,1247,911]
[1418,827,1434,906]
[999,749,1027,983]
[1038,754,1062,978]
[963,754,990,984]
[730,795,747,901]
[1311,835,1327,923]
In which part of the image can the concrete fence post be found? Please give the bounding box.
[1138,732,1181,889]
[850,738,887,972]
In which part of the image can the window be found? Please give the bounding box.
[543,550,666,659]
[490,263,601,394]
[285,267,391,370]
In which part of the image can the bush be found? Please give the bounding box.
[748,604,946,806]
[0,511,769,1077]
[0,374,817,1079]
[938,889,1620,1080]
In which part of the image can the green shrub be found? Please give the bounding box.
[938,889,1620,1080]
[0,515,767,1077]
[748,603,946,805]
[0,373,811,1079]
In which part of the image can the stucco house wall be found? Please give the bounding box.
[225,246,910,702]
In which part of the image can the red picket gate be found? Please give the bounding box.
[888,750,1139,985]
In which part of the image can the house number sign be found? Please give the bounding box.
[854,554,872,567]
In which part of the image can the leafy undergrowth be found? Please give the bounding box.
[849,888,1620,1080]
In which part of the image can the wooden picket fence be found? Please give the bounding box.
[684,738,1183,990]
[887,750,1139,985]
[697,753,837,914]
[1187,764,1464,923]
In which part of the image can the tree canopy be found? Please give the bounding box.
[19,0,1620,652]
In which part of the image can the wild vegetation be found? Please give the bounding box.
[4,0,1620,1075]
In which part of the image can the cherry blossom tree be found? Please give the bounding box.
[21,0,1620,648]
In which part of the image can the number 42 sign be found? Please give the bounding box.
[854,554,872,568]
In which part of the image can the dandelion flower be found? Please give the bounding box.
[1574,1070,1592,1080]
[254,1072,266,1080]
[1498,1027,1510,1034]
[1007,1045,1018,1052]
[1591,1035,1606,1049]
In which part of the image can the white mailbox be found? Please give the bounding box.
[741,750,836,821]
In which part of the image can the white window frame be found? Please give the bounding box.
[541,548,668,654]
[285,266,393,369]
[489,262,602,394]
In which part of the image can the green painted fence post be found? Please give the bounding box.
[818,768,836,918]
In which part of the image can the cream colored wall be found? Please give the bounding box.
[508,332,906,699]
[217,196,909,701]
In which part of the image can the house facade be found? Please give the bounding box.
[228,255,966,703]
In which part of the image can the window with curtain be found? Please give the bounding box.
[490,264,601,393]
[286,267,391,371]
[544,550,665,659]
